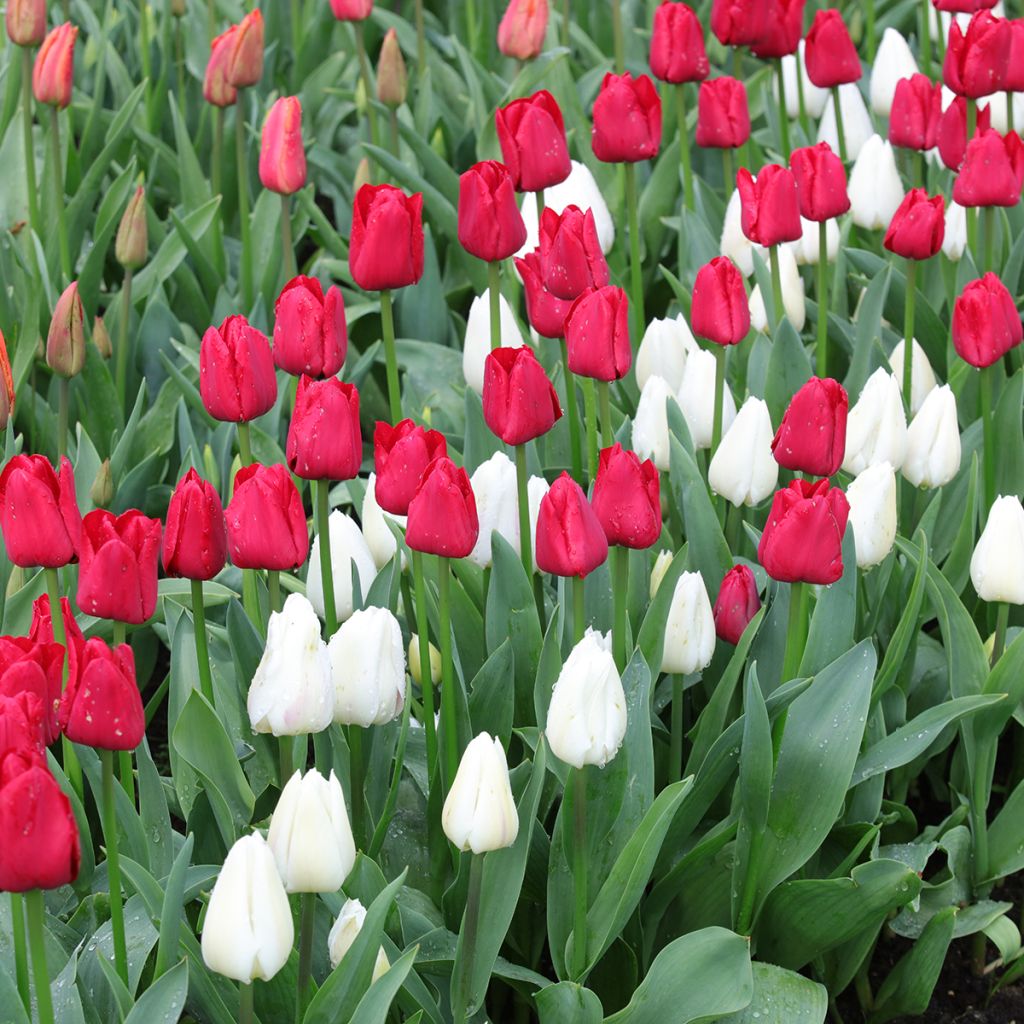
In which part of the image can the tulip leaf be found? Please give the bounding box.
[764,318,814,427]
[468,638,515,747]
[939,450,979,595]
[844,263,892,400]
[363,143,459,242]
[536,981,604,1024]
[123,960,189,1024]
[132,197,222,304]
[154,834,195,981]
[994,368,1024,511]
[798,528,857,677]
[715,962,828,1024]
[0,957,31,1024]
[347,945,417,1024]
[987,775,1024,880]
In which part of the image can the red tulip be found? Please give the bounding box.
[804,9,861,88]
[32,23,76,108]
[937,94,991,170]
[758,478,850,585]
[883,189,946,259]
[0,456,81,568]
[199,315,278,423]
[495,91,571,193]
[650,2,710,83]
[750,0,806,60]
[0,330,13,432]
[564,286,632,382]
[162,468,228,580]
[591,72,662,163]
[259,96,306,195]
[29,595,84,693]
[691,257,750,346]
[515,249,575,338]
[330,0,373,18]
[77,510,162,624]
[59,640,143,751]
[227,463,309,571]
[538,205,609,300]
[0,693,45,764]
[944,11,1011,98]
[373,419,448,516]
[0,638,64,746]
[535,472,608,577]
[0,762,80,891]
[1006,20,1024,92]
[458,161,527,263]
[696,77,750,149]
[204,28,239,107]
[934,0,998,9]
[224,9,264,89]
[889,75,943,151]
[710,0,769,46]
[5,0,45,47]
[771,376,849,477]
[273,276,347,378]
[591,444,661,549]
[497,0,548,60]
[952,272,1024,368]
[405,457,479,558]
[287,376,362,481]
[789,142,850,222]
[953,129,1024,207]
[350,184,424,291]
[713,565,761,645]
[482,347,562,446]
[736,165,802,247]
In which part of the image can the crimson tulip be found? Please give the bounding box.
[497,0,548,60]
[713,565,761,645]
[482,347,562,446]
[162,469,228,580]
[889,75,943,151]
[273,276,347,378]
[0,638,64,746]
[287,376,362,481]
[1006,20,1024,93]
[226,464,309,571]
[77,510,161,624]
[535,472,608,577]
[457,161,527,263]
[789,142,850,222]
[350,184,424,291]
[750,0,806,60]
[804,9,861,89]
[944,11,1010,98]
[937,94,991,170]
[710,0,769,46]
[736,165,802,247]
[953,129,1024,207]
[691,257,750,346]
[405,457,479,558]
[591,444,661,549]
[204,28,238,107]
[59,640,144,751]
[373,419,448,516]
[330,0,373,18]
[953,273,1024,368]
[259,96,306,195]
[650,2,710,83]
[591,72,662,163]
[771,376,849,477]
[495,91,572,192]
[0,455,81,568]
[538,205,609,300]
[224,9,263,88]
[564,286,632,382]
[515,250,574,338]
[32,23,76,108]
[200,315,278,423]
[29,595,84,691]
[934,0,997,9]
[0,693,45,764]
[883,189,946,259]
[696,77,750,148]
[5,0,45,47]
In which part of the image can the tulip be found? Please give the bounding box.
[330,0,373,18]
[538,205,609,300]
[770,377,848,477]
[804,10,861,88]
[649,549,673,599]
[495,90,571,193]
[937,94,992,170]
[483,347,562,446]
[817,83,875,162]
[713,565,761,644]
[32,23,76,108]
[677,347,737,449]
[591,444,661,549]
[952,272,1023,367]
[374,419,448,516]
[115,186,148,270]
[28,595,84,689]
[90,460,114,510]
[517,160,615,256]
[5,0,45,47]
[536,473,608,577]
[200,315,278,423]
[870,29,920,115]
[273,276,347,378]
[737,166,802,248]
[0,692,45,764]
[884,189,946,259]
[903,385,962,488]
[328,899,391,977]
[259,97,306,195]
[224,9,264,88]
[790,142,850,222]
[467,453,547,570]
[691,256,750,346]
[463,289,526,394]
[749,245,806,333]
[888,339,937,415]
[848,136,905,229]
[546,630,627,768]
[286,376,362,481]
[306,511,378,624]
[934,0,998,9]
[515,250,574,339]
[954,129,1024,207]
[498,0,548,59]
[749,0,805,60]
[350,184,424,292]
[709,397,779,507]
[201,832,294,983]
[632,375,677,472]
[404,457,479,559]
[328,607,405,727]
[758,478,850,585]
[162,468,227,580]
[442,732,519,852]
[226,464,309,571]
[204,28,238,107]
[775,42,829,119]
[889,74,943,150]
[787,214,841,266]
[843,368,908,475]
[1007,18,1024,92]
[46,281,85,379]
[93,316,113,361]
[564,286,632,381]
[408,634,442,687]
[696,77,750,149]
[361,473,406,571]
[0,455,81,568]
[77,510,161,624]
[720,189,762,276]
[0,638,64,745]
[650,2,710,83]
[635,313,696,391]
[591,72,662,163]
[971,496,1024,604]
[59,639,144,751]
[0,330,13,431]
[458,161,527,263]
[376,29,407,108]
[661,571,716,674]
[944,11,1010,98]
[983,90,1024,134]
[846,463,898,569]
[710,0,769,46]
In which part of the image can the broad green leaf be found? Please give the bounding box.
[987,775,1024,879]
[155,834,195,979]
[715,962,827,1024]
[764,318,813,426]
[468,639,515,747]
[348,946,417,1024]
[537,982,604,1024]
[123,960,189,1024]
[799,529,856,677]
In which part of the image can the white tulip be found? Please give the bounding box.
[870,30,919,116]
[268,769,356,893]
[661,571,716,675]
[721,188,764,277]
[633,374,677,472]
[776,41,829,119]
[848,135,904,230]
[932,3,1004,42]
[328,607,406,727]
[467,452,547,571]
[789,216,840,266]
[985,91,1024,135]
[518,160,615,258]
[327,898,391,978]
[649,549,673,600]
[361,474,406,572]
[201,833,294,983]
[971,496,1024,604]
[903,385,961,489]
[442,733,519,853]
[847,462,898,569]
[677,347,737,450]
[463,290,525,396]
[709,397,778,507]
[546,629,627,769]
[887,338,937,416]
[635,314,697,392]
[408,633,441,687]
[818,84,874,161]
[942,201,967,262]
[307,510,378,624]
[749,244,806,333]
[248,593,334,736]
[843,368,907,475]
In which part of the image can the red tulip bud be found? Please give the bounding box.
[592,72,662,163]
[535,472,608,577]
[650,2,710,83]
[953,129,1024,207]
[789,142,850,222]
[0,693,46,765]
[514,250,574,338]
[482,347,562,446]
[330,0,373,19]
[200,315,278,423]
[771,376,849,477]
[691,256,750,346]
[696,76,750,149]
[226,463,309,571]
[944,10,1010,98]
[225,9,264,89]
[405,457,480,558]
[883,188,946,259]
[934,0,998,9]
[564,286,632,382]
[373,419,448,516]
[737,165,802,247]
[204,28,239,107]
[162,468,228,580]
[713,565,761,645]
[538,205,609,300]
[937,93,991,170]
[32,23,76,108]
[0,638,64,746]
[350,184,425,291]
[5,0,45,47]
[952,272,1024,368]
[495,90,571,193]
[0,330,14,431]
[286,376,362,481]
[273,276,347,378]
[497,0,548,60]
[710,0,769,47]
[889,74,943,152]
[29,596,85,693]
[457,161,527,263]
[259,96,306,195]
[1006,19,1024,92]
[804,9,861,89]
[750,0,806,60]
[591,444,661,549]
[0,455,81,568]
[59,639,144,751]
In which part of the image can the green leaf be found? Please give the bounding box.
[0,955,31,1024]
[844,263,892,398]
[348,946,417,1024]
[715,962,827,1024]
[468,639,515,748]
[987,775,1024,879]
[123,960,189,1024]
[994,369,1024,498]
[537,982,604,1024]
[155,834,195,979]
[764,318,814,426]
[132,196,222,303]
[799,529,857,677]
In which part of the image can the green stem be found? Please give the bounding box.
[993,602,1010,666]
[25,890,55,1024]
[101,749,128,985]
[45,567,81,799]
[175,20,186,109]
[279,734,294,788]
[355,24,380,158]
[831,86,847,164]
[572,574,585,643]
[711,345,726,457]
[920,0,933,78]
[48,107,70,284]
[582,377,598,483]
[139,0,153,128]
[514,444,533,582]
[980,364,996,516]
[610,0,624,73]
[722,147,734,195]
[903,260,916,412]
[598,381,614,447]
[465,0,478,56]
[816,221,828,377]
[623,161,644,339]
[612,546,628,671]
[235,102,254,310]
[268,569,282,612]
[966,99,978,258]
[112,621,134,802]
[380,289,401,423]
[316,480,338,634]
[190,578,215,704]
[415,0,426,78]
[795,51,810,140]
[780,581,807,683]
[776,59,791,161]
[769,245,784,331]
[675,84,693,211]
[1008,92,1015,135]
[560,339,583,483]
[242,568,260,632]
[561,0,570,50]
[57,378,69,462]
[21,49,40,242]
[236,421,253,467]
[865,0,876,62]
[669,674,684,784]
[571,767,588,978]
[388,108,400,160]
[116,270,133,411]
[295,893,315,1024]
[10,893,30,1014]
[208,0,216,42]
[411,550,438,779]
[452,853,485,1022]
[438,556,458,787]
[349,724,365,847]
[291,0,302,69]
[239,982,255,1024]
[281,193,296,282]
[212,106,224,199]
[488,262,502,351]
[982,204,994,274]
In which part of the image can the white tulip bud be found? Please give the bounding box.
[327,898,391,977]
[942,201,967,262]
[887,339,937,415]
[721,188,763,277]
[518,160,615,258]
[649,549,673,600]
[635,314,696,392]
[463,290,525,396]
[749,244,806,333]
[847,462,898,569]
[248,593,334,736]
[843,368,907,475]
[202,833,294,983]
[775,41,828,119]
[983,90,1023,135]
[661,571,716,675]
[362,474,406,572]
[971,496,1024,605]
[677,348,736,451]
[328,607,406,727]
[870,30,919,116]
[708,397,778,507]
[307,510,379,624]
[442,733,519,853]
[633,374,676,472]
[408,633,441,686]
[789,216,840,266]
[818,83,874,161]
[903,385,961,489]
[268,769,356,893]
[848,136,904,230]
[546,629,627,769]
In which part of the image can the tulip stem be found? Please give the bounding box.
[57,379,69,462]
[775,60,791,162]
[236,421,253,467]
[411,550,438,778]
[598,382,614,447]
[561,0,570,51]
[10,893,30,1014]
[982,205,994,274]
[100,749,129,985]
[816,221,829,377]
[296,893,316,1024]
[488,262,502,351]
[920,0,933,78]
[669,674,684,784]
[711,344,726,459]
[623,161,644,341]
[452,852,485,1023]
[795,53,811,141]
[865,0,876,62]
[388,108,400,159]
[831,87,847,164]
[207,0,216,42]
[415,0,426,77]
[1007,93,1015,135]
[582,378,599,482]
[570,767,588,979]
[722,148,734,197]
[781,580,808,683]
[116,269,134,411]
[242,569,261,634]
[902,259,916,412]
[25,890,55,1024]
[235,103,254,311]
[48,107,71,284]
[675,84,694,212]
[612,546,628,671]
[572,574,585,643]
[279,736,294,788]
[769,245,784,332]
[112,621,135,803]
[610,0,624,73]
[514,444,534,584]
[45,567,82,800]
[355,24,380,159]
[316,480,338,635]
[380,289,402,423]
[980,364,997,516]
[348,724,366,847]
[268,569,282,612]
[281,194,297,283]
[560,340,584,483]
[239,982,254,1024]
[21,49,40,243]
[212,106,225,200]
[438,556,459,787]
[993,601,1010,666]
[190,579,216,705]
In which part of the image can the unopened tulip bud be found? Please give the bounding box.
[442,732,519,853]
[353,157,372,192]
[306,511,378,624]
[709,397,778,507]
[90,459,114,509]
[6,0,46,47]
[201,833,294,983]
[903,385,961,489]
[328,607,405,727]
[93,315,112,359]
[635,314,696,392]
[649,549,673,599]
[408,633,441,687]
[661,571,716,675]
[789,215,840,265]
[497,0,549,60]
[463,290,526,395]
[546,629,627,768]
[201,444,220,494]
[847,462,898,569]
[328,899,391,977]
[848,135,904,230]
[377,29,407,108]
[632,375,676,471]
[943,201,968,261]
[817,83,874,161]
[713,565,761,645]
[171,0,186,15]
[32,23,76,108]
[46,281,85,379]
[971,496,1024,604]
[677,347,736,450]
[749,244,805,333]
[870,29,919,116]
[843,368,907,475]
[517,160,616,257]
[0,330,13,431]
[116,186,148,270]
[720,189,760,276]
[259,97,306,196]
[887,339,937,415]
[225,9,264,89]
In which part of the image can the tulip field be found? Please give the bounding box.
[5,0,1024,1021]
